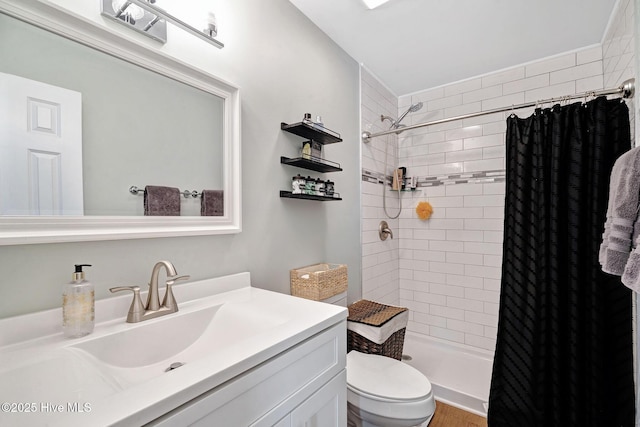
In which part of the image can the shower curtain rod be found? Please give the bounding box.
[362,78,636,143]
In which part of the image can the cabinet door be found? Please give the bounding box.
[290,371,346,427]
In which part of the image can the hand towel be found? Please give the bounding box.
[201,190,223,216]
[599,147,640,275]
[144,185,181,216]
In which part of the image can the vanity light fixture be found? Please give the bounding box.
[361,0,392,9]
[101,0,224,48]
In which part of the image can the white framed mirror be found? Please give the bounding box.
[0,0,241,244]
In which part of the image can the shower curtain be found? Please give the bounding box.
[487,97,635,427]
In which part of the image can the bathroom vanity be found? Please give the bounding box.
[0,273,347,426]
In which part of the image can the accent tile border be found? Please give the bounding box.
[362,169,506,187]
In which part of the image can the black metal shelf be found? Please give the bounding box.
[281,122,342,145]
[280,156,342,173]
[280,191,342,201]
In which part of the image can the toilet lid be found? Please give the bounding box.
[346,351,432,401]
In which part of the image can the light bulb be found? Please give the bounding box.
[112,0,145,20]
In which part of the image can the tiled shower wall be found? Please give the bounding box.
[360,68,400,305]
[358,0,635,353]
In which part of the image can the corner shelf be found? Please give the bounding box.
[281,122,342,145]
[280,191,342,201]
[280,156,342,173]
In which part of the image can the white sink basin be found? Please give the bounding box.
[0,273,346,427]
[71,300,289,385]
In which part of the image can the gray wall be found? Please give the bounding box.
[0,0,362,318]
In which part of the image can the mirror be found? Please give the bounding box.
[0,0,241,244]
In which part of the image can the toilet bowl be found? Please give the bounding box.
[346,350,435,427]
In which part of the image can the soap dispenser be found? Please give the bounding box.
[62,264,94,338]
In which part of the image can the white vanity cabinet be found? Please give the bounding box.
[148,321,347,427]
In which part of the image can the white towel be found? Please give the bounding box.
[600,146,640,291]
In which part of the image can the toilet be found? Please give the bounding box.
[346,351,435,427]
[326,294,436,427]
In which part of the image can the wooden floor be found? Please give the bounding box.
[429,401,488,427]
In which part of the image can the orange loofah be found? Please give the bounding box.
[416,201,433,220]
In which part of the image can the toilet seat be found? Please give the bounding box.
[346,351,435,422]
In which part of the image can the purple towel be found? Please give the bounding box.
[144,186,180,216]
[201,190,223,216]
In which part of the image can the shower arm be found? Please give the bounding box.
[362,78,635,143]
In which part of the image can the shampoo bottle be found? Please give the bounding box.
[62,264,94,338]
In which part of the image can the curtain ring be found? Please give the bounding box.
[510,104,516,118]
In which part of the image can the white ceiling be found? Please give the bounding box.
[289,0,618,96]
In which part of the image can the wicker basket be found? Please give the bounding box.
[347,328,406,361]
[346,299,408,360]
[290,263,348,301]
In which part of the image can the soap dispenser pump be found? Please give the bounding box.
[62,264,94,338]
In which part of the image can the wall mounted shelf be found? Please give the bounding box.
[280,156,342,173]
[281,122,342,145]
[280,191,342,201]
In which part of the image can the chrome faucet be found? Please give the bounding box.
[110,261,190,323]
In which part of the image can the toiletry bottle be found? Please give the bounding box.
[62,264,94,338]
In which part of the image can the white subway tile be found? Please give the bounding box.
[464,158,505,173]
[465,288,499,303]
[446,148,484,164]
[525,53,576,77]
[482,121,507,136]
[447,251,483,265]
[407,320,430,335]
[427,218,465,229]
[424,196,464,208]
[503,74,550,95]
[445,126,484,140]
[428,140,464,154]
[445,102,482,119]
[524,81,576,103]
[482,92,525,111]
[482,67,525,87]
[483,230,504,242]
[482,182,506,195]
[414,291,447,306]
[576,75,604,93]
[413,87,445,103]
[414,229,447,240]
[445,207,484,219]
[482,146,505,159]
[413,250,447,262]
[465,334,496,351]
[577,46,602,65]
[483,279,501,292]
[447,318,484,335]
[431,305,465,321]
[446,229,484,241]
[447,274,483,289]
[465,219,504,231]
[428,94,463,111]
[484,326,498,339]
[431,261,465,275]
[463,85,503,104]
[483,206,504,218]
[445,183,484,196]
[465,311,498,327]
[429,162,464,176]
[484,302,500,316]
[464,194,505,207]
[465,264,502,279]
[446,296,484,312]
[430,240,464,252]
[550,61,603,85]
[430,283,465,297]
[445,78,482,97]
[484,255,502,267]
[464,242,503,255]
[464,133,504,149]
[430,326,465,343]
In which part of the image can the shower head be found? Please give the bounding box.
[391,102,423,129]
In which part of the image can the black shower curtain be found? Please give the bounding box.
[487,97,635,427]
